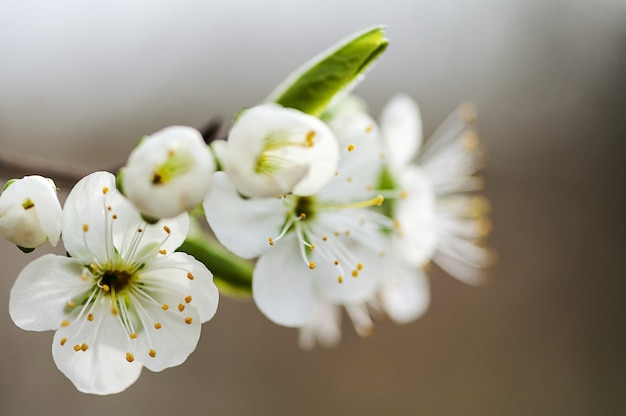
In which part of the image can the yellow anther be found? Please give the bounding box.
[400,191,408,199]
[126,352,135,362]
[365,125,373,133]
[334,231,340,237]
[111,307,119,316]
[81,343,88,351]
[102,187,109,195]
[80,275,89,281]
[137,228,143,233]
[462,131,479,150]
[159,249,167,255]
[338,275,343,284]
[334,171,339,176]
[357,262,363,271]
[299,213,306,219]
[309,261,316,270]
[162,304,169,310]
[107,205,112,211]
[184,317,193,325]
[82,224,89,232]
[334,260,339,265]
[87,313,94,322]
[347,143,355,152]
[393,220,401,228]
[178,303,185,312]
[268,237,274,246]
[184,295,192,303]
[322,236,328,241]
[163,225,171,234]
[73,344,81,351]
[60,338,67,346]
[112,214,118,220]
[187,272,195,280]
[61,320,70,327]
[345,230,351,236]
[168,149,176,158]
[309,244,315,252]
[305,130,316,147]
[149,349,157,358]
[130,333,137,339]
[154,322,162,329]
[347,177,353,183]
[67,301,75,308]
[352,269,359,278]
[102,284,110,292]
[375,195,384,206]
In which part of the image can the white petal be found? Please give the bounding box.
[252,234,315,327]
[52,296,143,395]
[128,290,202,372]
[123,126,215,219]
[10,255,93,331]
[380,264,430,324]
[298,300,342,350]
[380,93,422,171]
[62,172,118,264]
[203,172,284,259]
[322,108,383,202]
[395,166,438,267]
[139,252,219,323]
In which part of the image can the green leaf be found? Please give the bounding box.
[268,25,389,116]
[177,233,254,297]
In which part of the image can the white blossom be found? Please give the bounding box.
[9,172,219,394]
[0,175,62,250]
[217,104,340,198]
[204,106,388,327]
[122,126,215,219]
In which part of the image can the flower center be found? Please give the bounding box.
[293,196,317,221]
[100,270,134,293]
[152,149,194,185]
[254,130,316,175]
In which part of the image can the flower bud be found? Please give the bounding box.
[122,126,215,219]
[0,176,62,250]
[219,104,339,198]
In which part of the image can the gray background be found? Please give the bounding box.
[1,1,625,414]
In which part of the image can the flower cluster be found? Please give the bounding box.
[0,26,493,394]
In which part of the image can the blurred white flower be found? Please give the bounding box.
[204,106,388,327]
[9,172,219,395]
[123,126,215,219]
[380,94,494,286]
[0,175,62,250]
[217,104,340,198]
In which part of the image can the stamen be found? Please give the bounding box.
[61,320,70,327]
[352,270,359,277]
[305,130,316,147]
[60,338,67,346]
[184,317,193,325]
[87,313,94,322]
[162,304,169,310]
[149,349,157,358]
[154,322,162,329]
[130,333,137,339]
[321,195,384,210]
[347,143,355,152]
[126,352,135,362]
[163,225,171,234]
[81,343,88,351]
[178,303,185,312]
[67,301,75,308]
[73,344,81,351]
[187,272,195,280]
[309,261,316,269]
[338,275,343,284]
[82,224,89,232]
[159,249,167,255]
[102,187,109,195]
[184,296,192,303]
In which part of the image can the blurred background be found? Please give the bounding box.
[1,0,625,414]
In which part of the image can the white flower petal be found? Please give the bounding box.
[129,291,202,372]
[298,300,342,350]
[322,108,383,202]
[123,126,215,219]
[139,252,219,323]
[395,166,438,267]
[380,93,422,171]
[203,172,285,259]
[253,234,315,327]
[380,264,430,324]
[9,255,93,331]
[52,296,143,395]
[62,171,118,264]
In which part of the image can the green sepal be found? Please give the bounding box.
[2,178,18,192]
[115,168,126,196]
[177,233,254,297]
[268,26,389,116]
[17,245,35,253]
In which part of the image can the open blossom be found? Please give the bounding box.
[9,171,219,394]
[381,94,494,286]
[216,104,340,198]
[122,126,215,219]
[0,175,62,250]
[204,105,389,327]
